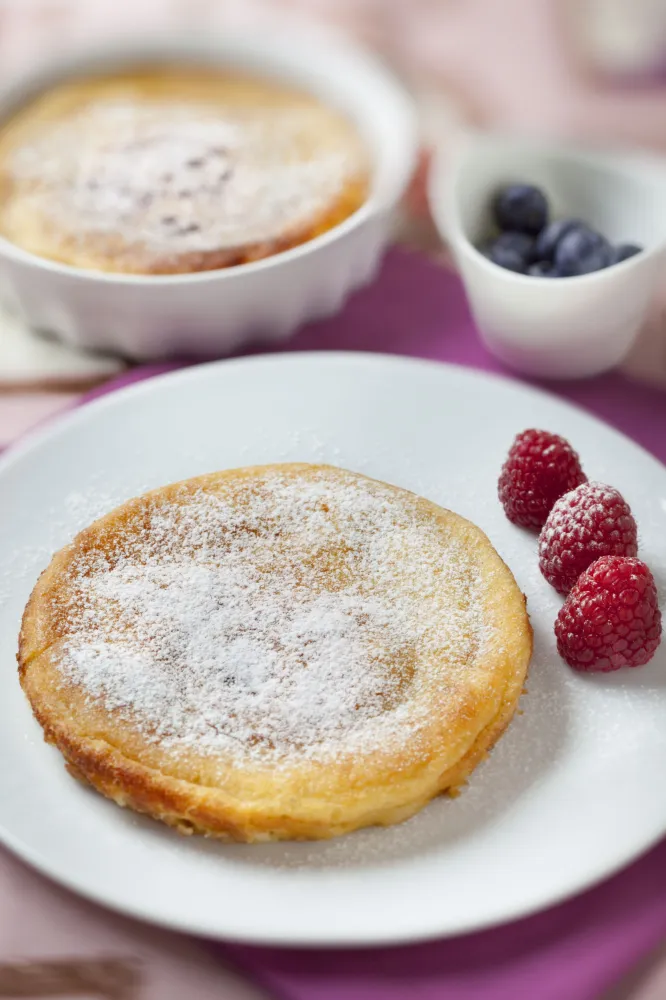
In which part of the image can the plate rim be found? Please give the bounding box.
[3,350,664,478]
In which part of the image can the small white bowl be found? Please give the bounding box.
[429,132,666,379]
[0,29,417,359]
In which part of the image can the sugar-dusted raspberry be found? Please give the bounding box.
[498,429,586,530]
[555,555,661,672]
[539,482,638,594]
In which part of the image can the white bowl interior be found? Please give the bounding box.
[451,135,666,253]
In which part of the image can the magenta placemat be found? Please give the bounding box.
[76,248,666,1000]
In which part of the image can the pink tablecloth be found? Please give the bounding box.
[4,249,666,1000]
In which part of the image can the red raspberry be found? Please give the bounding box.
[498,429,586,530]
[539,482,638,594]
[555,556,661,672]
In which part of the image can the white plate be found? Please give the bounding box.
[1,352,665,947]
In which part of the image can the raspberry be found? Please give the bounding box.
[555,556,661,672]
[498,429,586,529]
[539,482,638,594]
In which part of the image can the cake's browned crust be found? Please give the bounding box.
[18,464,533,842]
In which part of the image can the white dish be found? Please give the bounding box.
[1,351,665,946]
[0,30,417,359]
[430,132,666,379]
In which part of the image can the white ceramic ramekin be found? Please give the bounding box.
[0,29,417,359]
[429,131,666,379]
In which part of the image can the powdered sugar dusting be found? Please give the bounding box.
[7,98,366,263]
[55,468,494,766]
[539,481,631,550]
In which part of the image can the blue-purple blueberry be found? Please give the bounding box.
[482,239,526,273]
[534,218,584,261]
[493,184,549,236]
[555,226,611,276]
[493,230,536,264]
[610,243,642,265]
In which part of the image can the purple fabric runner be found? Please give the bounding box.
[79,248,666,1000]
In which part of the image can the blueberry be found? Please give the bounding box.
[534,218,585,261]
[609,243,642,265]
[493,184,549,235]
[493,231,536,264]
[528,260,559,277]
[555,226,611,276]
[482,237,527,273]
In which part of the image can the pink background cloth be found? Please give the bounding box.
[2,249,664,1000]
[0,851,266,999]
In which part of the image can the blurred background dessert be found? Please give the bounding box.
[0,66,369,274]
[1,0,665,386]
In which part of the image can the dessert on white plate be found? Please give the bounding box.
[0,353,665,946]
